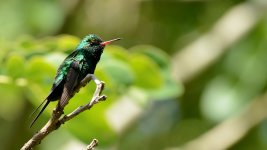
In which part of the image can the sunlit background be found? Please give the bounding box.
[1,0,267,150]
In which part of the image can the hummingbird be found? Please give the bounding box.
[30,34,121,127]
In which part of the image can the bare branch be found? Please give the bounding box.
[86,139,98,150]
[21,74,106,150]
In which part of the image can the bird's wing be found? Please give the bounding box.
[59,60,81,108]
[30,50,80,127]
[51,50,80,92]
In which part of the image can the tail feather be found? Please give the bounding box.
[30,100,50,128]
[29,99,47,119]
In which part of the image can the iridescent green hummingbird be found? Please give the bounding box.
[30,34,121,127]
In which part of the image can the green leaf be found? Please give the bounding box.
[147,79,183,100]
[6,54,25,79]
[105,45,130,62]
[16,35,37,52]
[26,56,56,84]
[130,45,170,69]
[0,84,24,121]
[100,59,135,87]
[129,53,163,89]
[56,35,80,52]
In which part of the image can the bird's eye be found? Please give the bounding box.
[90,40,98,46]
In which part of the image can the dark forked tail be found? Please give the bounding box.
[30,100,50,128]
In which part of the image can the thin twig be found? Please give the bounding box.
[86,139,98,150]
[21,74,106,150]
[59,80,107,123]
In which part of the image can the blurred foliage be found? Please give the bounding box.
[201,23,267,122]
[0,35,182,149]
[1,0,267,150]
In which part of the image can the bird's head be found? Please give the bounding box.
[77,34,121,55]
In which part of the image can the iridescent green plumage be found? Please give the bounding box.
[30,34,121,127]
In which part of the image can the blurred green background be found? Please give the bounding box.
[1,0,267,150]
